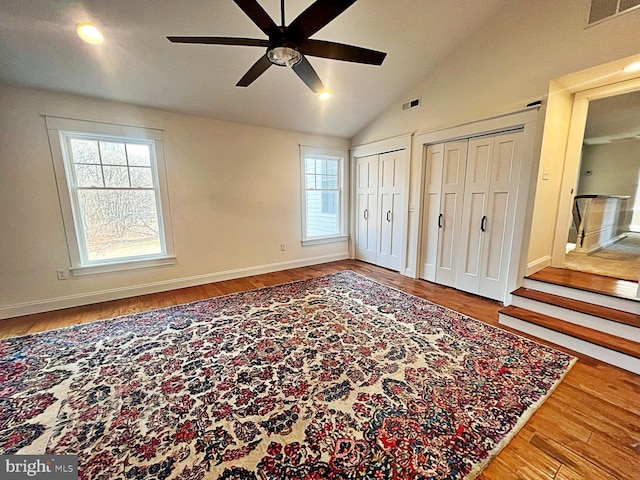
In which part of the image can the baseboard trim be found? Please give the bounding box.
[0,253,350,320]
[527,256,551,276]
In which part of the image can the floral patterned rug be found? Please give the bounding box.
[0,271,575,479]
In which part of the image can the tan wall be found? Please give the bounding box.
[0,85,349,316]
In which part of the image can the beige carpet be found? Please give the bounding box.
[563,232,640,281]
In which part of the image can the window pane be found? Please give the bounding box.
[320,175,337,189]
[70,138,100,164]
[74,163,103,187]
[78,189,161,261]
[103,166,130,188]
[100,141,127,165]
[321,191,337,215]
[305,157,316,174]
[305,190,338,237]
[305,173,316,189]
[130,167,154,188]
[127,143,151,166]
[325,160,338,175]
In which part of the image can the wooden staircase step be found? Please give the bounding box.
[500,305,640,360]
[528,267,639,301]
[512,287,640,329]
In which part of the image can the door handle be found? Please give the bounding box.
[364,209,368,220]
[438,213,443,228]
[480,215,487,232]
[386,210,392,222]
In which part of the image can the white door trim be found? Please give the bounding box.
[551,77,640,266]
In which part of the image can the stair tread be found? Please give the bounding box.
[500,305,640,359]
[512,287,640,328]
[528,267,639,301]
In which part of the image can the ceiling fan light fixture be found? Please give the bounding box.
[267,47,301,68]
[318,89,332,101]
[623,61,640,73]
[76,22,104,44]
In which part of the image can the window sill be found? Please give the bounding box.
[301,235,349,246]
[71,256,177,276]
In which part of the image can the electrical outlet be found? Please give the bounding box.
[280,243,286,251]
[56,269,69,280]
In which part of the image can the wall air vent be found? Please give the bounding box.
[402,98,421,111]
[587,0,640,26]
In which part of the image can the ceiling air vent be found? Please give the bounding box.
[587,0,640,26]
[402,98,421,111]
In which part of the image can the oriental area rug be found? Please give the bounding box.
[0,271,575,479]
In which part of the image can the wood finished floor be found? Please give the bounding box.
[1,260,639,479]
[530,267,639,301]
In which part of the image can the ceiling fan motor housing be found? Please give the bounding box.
[267,46,301,68]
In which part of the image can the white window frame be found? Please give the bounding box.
[46,116,176,276]
[300,145,349,246]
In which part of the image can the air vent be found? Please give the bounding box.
[402,98,421,111]
[588,0,640,25]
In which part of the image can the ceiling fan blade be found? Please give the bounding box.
[167,36,270,47]
[288,0,358,40]
[299,39,386,65]
[291,55,325,93]
[233,0,279,37]
[237,55,272,87]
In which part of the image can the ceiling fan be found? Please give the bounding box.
[167,0,387,94]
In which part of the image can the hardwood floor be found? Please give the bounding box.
[1,260,638,479]
[530,267,639,301]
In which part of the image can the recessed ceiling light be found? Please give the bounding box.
[623,61,640,73]
[318,90,332,101]
[76,22,104,45]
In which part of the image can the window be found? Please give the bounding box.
[46,116,175,275]
[300,145,348,245]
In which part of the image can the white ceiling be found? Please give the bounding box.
[583,90,640,144]
[0,0,505,138]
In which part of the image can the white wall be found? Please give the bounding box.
[351,0,640,277]
[579,141,640,197]
[578,140,640,230]
[0,85,349,318]
[353,2,640,146]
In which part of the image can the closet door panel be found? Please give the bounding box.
[439,193,456,269]
[435,140,467,287]
[377,150,405,271]
[378,192,402,270]
[479,131,522,300]
[455,136,493,295]
[484,191,509,281]
[457,191,486,293]
[355,155,379,263]
[493,135,518,183]
[468,141,491,184]
[421,144,444,281]
[356,193,378,262]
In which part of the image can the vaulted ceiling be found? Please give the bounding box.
[0,0,505,138]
